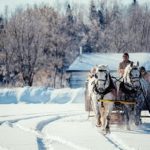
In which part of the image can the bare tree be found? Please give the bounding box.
[4,7,47,86]
[1,1,150,87]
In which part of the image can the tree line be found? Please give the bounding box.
[0,0,150,87]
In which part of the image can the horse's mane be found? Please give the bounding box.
[123,64,132,80]
[123,63,139,79]
[123,62,141,86]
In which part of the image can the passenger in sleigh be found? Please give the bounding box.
[140,66,150,83]
[117,53,133,100]
[140,66,150,110]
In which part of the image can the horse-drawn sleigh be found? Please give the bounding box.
[85,63,150,134]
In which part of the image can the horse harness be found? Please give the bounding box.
[111,67,145,106]
[120,68,143,104]
[93,73,116,107]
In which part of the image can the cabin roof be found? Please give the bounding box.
[67,53,150,72]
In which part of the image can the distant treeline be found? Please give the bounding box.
[0,0,150,87]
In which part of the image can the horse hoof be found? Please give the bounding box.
[96,120,101,127]
[107,130,110,134]
[106,128,110,134]
[96,124,101,127]
[101,129,106,135]
[135,122,139,126]
[135,120,142,126]
[126,126,131,130]
[101,128,110,135]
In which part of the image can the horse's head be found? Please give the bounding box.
[123,62,141,88]
[94,65,110,92]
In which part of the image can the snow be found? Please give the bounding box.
[0,104,150,150]
[0,87,150,150]
[68,53,150,71]
[0,87,85,104]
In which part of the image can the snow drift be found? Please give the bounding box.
[0,87,85,104]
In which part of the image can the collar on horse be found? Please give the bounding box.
[120,81,142,96]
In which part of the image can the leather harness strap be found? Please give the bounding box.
[97,99,136,105]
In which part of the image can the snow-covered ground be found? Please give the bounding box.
[0,87,150,150]
[0,87,85,104]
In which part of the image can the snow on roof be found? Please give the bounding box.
[67,53,150,72]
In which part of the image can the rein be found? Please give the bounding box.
[111,76,123,83]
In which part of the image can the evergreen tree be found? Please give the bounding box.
[66,4,74,24]
[0,16,4,32]
[133,0,137,5]
[98,10,105,29]
[89,0,98,21]
[0,16,4,52]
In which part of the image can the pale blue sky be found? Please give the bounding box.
[0,0,150,15]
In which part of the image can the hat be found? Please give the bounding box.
[123,52,129,57]
[139,66,146,72]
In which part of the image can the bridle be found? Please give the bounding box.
[95,69,108,89]
[93,69,115,98]
[122,66,142,95]
[129,67,140,88]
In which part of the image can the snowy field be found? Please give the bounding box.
[0,87,150,150]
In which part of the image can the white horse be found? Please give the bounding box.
[119,62,147,129]
[88,65,116,134]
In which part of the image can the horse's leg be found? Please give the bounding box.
[96,102,101,127]
[91,95,101,127]
[104,108,111,134]
[100,103,105,130]
[124,105,130,130]
[105,115,111,133]
[105,103,113,133]
[134,96,143,126]
[129,105,135,125]
[101,93,115,134]
[100,103,112,134]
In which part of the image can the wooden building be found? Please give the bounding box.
[66,53,150,88]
